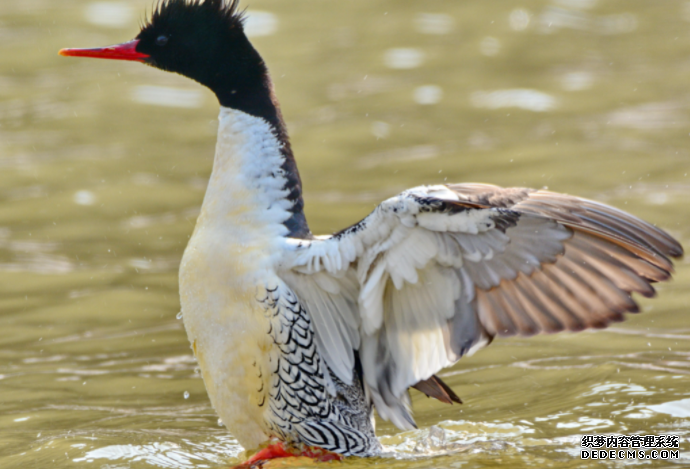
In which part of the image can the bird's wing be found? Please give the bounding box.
[283,184,682,429]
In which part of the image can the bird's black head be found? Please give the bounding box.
[60,0,278,125]
[136,0,263,95]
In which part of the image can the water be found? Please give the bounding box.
[1,0,689,467]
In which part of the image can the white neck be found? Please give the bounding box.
[202,107,292,229]
[188,107,294,279]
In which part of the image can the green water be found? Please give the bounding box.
[1,0,689,467]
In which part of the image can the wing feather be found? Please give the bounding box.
[284,183,682,430]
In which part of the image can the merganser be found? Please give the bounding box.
[59,0,683,464]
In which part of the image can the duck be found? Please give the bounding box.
[59,0,683,465]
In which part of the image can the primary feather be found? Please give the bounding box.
[286,183,682,429]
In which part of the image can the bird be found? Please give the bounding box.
[59,0,683,465]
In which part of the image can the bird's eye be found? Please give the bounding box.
[155,35,169,46]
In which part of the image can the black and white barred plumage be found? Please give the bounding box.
[259,284,380,456]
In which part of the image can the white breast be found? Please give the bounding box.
[178,107,292,449]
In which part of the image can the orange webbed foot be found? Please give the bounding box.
[232,442,343,468]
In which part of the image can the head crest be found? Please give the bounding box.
[145,0,245,31]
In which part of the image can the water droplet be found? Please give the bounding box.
[176,311,183,320]
[183,391,190,399]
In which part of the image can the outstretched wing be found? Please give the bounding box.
[283,184,682,429]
